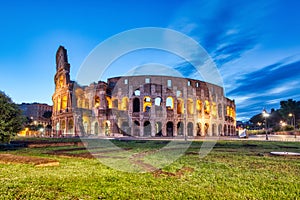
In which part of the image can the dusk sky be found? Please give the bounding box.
[1,0,300,121]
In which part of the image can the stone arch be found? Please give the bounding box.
[204,100,210,115]
[154,97,162,106]
[196,122,202,136]
[133,120,140,136]
[231,125,235,135]
[143,96,152,112]
[212,123,217,136]
[91,121,99,135]
[187,122,193,136]
[204,123,209,136]
[68,119,74,134]
[134,89,140,96]
[121,97,129,110]
[187,99,194,115]
[133,98,140,113]
[166,121,174,137]
[218,124,222,136]
[177,99,184,114]
[166,96,174,110]
[104,121,111,136]
[106,96,112,108]
[94,96,100,108]
[177,121,184,136]
[224,125,228,136]
[155,122,162,136]
[143,121,151,136]
[61,120,66,134]
[112,98,118,109]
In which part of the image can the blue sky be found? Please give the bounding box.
[0,0,300,121]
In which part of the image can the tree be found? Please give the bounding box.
[249,113,264,125]
[0,91,25,143]
[278,99,300,128]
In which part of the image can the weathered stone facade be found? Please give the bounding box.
[52,46,236,137]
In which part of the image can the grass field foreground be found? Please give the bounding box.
[0,139,299,199]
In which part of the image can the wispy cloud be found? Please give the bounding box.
[167,0,300,120]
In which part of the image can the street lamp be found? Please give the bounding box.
[289,113,296,138]
[262,109,270,140]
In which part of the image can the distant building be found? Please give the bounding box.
[19,103,52,126]
[52,46,236,137]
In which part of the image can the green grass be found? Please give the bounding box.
[0,139,299,199]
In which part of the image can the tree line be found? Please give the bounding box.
[249,99,300,131]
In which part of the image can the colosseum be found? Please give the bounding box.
[52,46,236,137]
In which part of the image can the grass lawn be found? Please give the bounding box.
[0,138,299,199]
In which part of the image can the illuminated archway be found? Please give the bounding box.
[166,97,174,110]
[121,97,129,110]
[204,100,210,115]
[187,99,194,115]
[94,96,100,108]
[177,98,184,114]
[143,96,152,112]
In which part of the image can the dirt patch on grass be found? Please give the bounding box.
[153,167,194,178]
[46,147,131,159]
[0,154,59,167]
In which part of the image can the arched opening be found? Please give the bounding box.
[196,122,201,136]
[143,121,151,136]
[133,98,140,113]
[187,122,193,136]
[68,119,74,134]
[91,122,99,135]
[62,95,68,110]
[204,100,210,115]
[166,97,174,110]
[196,100,202,113]
[212,124,217,136]
[112,98,118,109]
[224,125,228,136]
[218,124,222,136]
[83,121,88,135]
[57,97,61,111]
[155,97,162,106]
[121,97,129,111]
[133,120,140,136]
[143,96,152,112]
[106,96,112,108]
[94,96,100,108]
[231,125,235,135]
[134,89,140,96]
[204,123,209,136]
[61,120,66,135]
[155,122,162,136]
[104,121,111,136]
[187,99,194,115]
[121,121,130,135]
[177,121,184,136]
[212,103,217,118]
[56,122,60,131]
[166,122,173,137]
[177,99,184,114]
